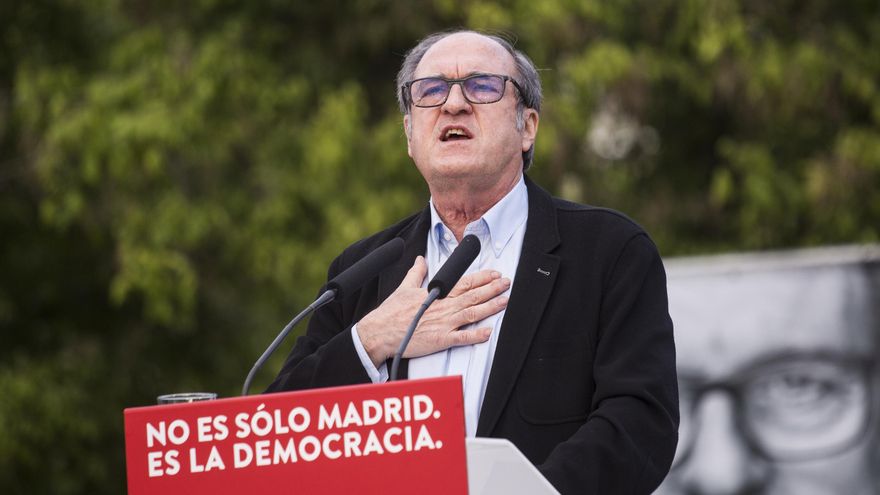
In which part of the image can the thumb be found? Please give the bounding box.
[400,255,427,288]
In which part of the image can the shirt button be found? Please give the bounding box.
[444,232,452,242]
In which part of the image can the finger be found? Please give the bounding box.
[449,276,511,310]
[399,255,427,288]
[446,327,492,348]
[452,295,509,328]
[447,269,502,298]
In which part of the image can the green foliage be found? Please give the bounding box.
[1,0,879,492]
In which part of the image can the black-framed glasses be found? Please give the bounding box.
[674,353,874,467]
[403,73,523,108]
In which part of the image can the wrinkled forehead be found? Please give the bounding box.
[669,263,877,374]
[414,33,517,79]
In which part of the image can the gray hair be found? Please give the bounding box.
[396,30,543,170]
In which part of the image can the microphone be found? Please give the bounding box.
[427,234,481,298]
[242,237,405,395]
[390,234,480,380]
[326,238,406,300]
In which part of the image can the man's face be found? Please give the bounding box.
[656,263,878,495]
[403,33,537,195]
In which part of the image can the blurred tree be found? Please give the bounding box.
[0,0,878,492]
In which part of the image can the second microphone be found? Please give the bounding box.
[390,234,481,381]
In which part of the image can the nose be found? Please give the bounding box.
[441,82,472,114]
[678,392,771,495]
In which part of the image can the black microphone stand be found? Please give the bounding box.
[241,290,335,396]
[390,287,441,381]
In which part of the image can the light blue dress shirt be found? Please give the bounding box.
[351,175,528,437]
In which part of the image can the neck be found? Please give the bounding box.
[430,173,521,240]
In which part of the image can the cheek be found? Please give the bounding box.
[770,445,875,493]
[411,119,435,145]
[481,121,520,154]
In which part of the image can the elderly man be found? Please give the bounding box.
[656,247,880,495]
[268,30,678,493]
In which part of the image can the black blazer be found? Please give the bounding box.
[268,177,678,494]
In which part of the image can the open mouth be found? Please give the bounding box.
[440,126,473,142]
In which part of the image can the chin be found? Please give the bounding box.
[426,159,482,180]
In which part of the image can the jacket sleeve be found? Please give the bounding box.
[264,253,373,392]
[538,233,679,494]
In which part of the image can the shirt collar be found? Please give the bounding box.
[428,174,528,257]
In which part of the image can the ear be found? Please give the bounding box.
[403,114,413,158]
[520,108,539,153]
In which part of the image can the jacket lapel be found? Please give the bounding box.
[477,177,561,436]
[378,207,431,380]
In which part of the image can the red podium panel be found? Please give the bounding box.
[124,377,467,495]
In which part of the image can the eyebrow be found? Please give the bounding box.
[677,350,872,383]
[415,71,494,80]
[747,349,872,367]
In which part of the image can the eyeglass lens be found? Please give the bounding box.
[676,357,870,464]
[410,75,507,107]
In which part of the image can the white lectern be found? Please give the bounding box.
[466,438,560,495]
